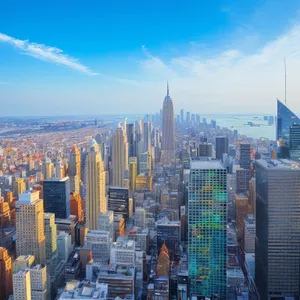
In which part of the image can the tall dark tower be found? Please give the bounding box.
[161,82,175,164]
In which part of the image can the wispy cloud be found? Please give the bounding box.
[138,24,300,113]
[0,32,97,75]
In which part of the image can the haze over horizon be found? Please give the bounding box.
[1,0,300,116]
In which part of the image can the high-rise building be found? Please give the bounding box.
[44,157,54,179]
[240,143,251,182]
[86,230,110,264]
[143,122,152,153]
[126,123,136,157]
[108,187,131,222]
[156,243,170,277]
[197,143,213,157]
[236,168,247,193]
[98,211,114,242]
[156,217,181,262]
[186,111,191,122]
[43,177,70,219]
[70,192,84,222]
[16,191,46,264]
[216,136,229,161]
[30,264,48,300]
[112,127,128,187]
[55,160,65,179]
[135,207,146,229]
[289,123,300,161]
[180,109,184,123]
[277,99,300,158]
[188,160,227,298]
[244,214,255,253]
[44,213,58,277]
[13,178,26,199]
[69,145,81,193]
[14,255,35,273]
[0,247,13,299]
[248,178,256,215]
[139,151,151,175]
[85,138,107,230]
[235,192,248,243]
[161,83,175,164]
[128,157,137,191]
[13,269,31,300]
[110,239,135,267]
[255,159,300,298]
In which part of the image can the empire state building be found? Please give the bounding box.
[161,82,175,164]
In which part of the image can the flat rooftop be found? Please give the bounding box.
[190,160,225,170]
[256,159,300,170]
[43,176,69,182]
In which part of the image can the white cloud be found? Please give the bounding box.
[138,24,300,114]
[0,32,97,76]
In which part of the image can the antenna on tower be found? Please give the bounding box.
[284,58,287,105]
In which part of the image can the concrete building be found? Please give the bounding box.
[14,255,35,273]
[128,157,137,191]
[57,231,72,262]
[108,187,131,222]
[30,264,48,300]
[58,280,108,300]
[244,214,255,253]
[85,139,107,230]
[13,269,31,300]
[197,142,213,157]
[135,207,146,229]
[0,247,13,299]
[69,145,81,194]
[139,151,152,175]
[255,159,300,298]
[16,191,46,264]
[156,217,181,262]
[216,136,229,161]
[98,211,114,242]
[86,230,110,264]
[110,239,135,267]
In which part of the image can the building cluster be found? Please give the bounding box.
[0,86,300,300]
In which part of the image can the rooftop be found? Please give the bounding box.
[44,176,69,182]
[256,159,300,170]
[190,160,225,170]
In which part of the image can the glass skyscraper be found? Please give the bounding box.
[276,99,299,158]
[255,159,300,299]
[289,123,300,161]
[188,160,227,298]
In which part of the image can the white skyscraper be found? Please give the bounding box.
[13,269,31,300]
[85,139,107,230]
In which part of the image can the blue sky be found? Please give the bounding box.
[1,0,300,116]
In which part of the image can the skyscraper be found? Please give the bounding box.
[216,136,229,161]
[188,160,227,298]
[13,269,31,300]
[112,127,128,187]
[85,138,107,230]
[277,99,300,158]
[126,123,136,157]
[16,191,46,264]
[128,157,137,191]
[239,143,251,187]
[143,122,151,153]
[289,123,300,161]
[180,109,184,123]
[161,82,175,164]
[69,145,81,193]
[43,177,70,219]
[0,247,13,299]
[108,187,131,222]
[255,159,300,298]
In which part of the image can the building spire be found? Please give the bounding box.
[167,81,169,96]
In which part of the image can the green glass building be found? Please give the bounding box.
[188,160,227,298]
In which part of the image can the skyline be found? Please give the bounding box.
[1,1,300,115]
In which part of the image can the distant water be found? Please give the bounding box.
[202,114,275,140]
